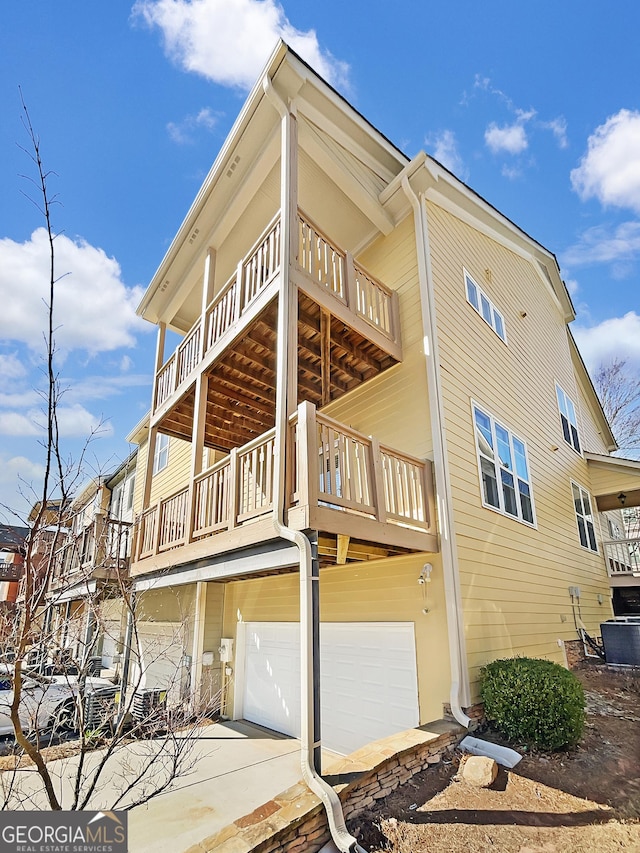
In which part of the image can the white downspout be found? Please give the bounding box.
[401,174,471,728]
[263,76,366,853]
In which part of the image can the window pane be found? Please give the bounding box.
[570,424,581,453]
[572,482,583,515]
[556,386,568,417]
[474,409,494,454]
[561,414,572,445]
[586,520,597,551]
[480,457,500,508]
[495,425,513,469]
[512,438,529,481]
[493,310,505,340]
[576,516,588,549]
[466,276,479,310]
[566,396,577,425]
[501,469,517,516]
[518,481,534,524]
[481,294,493,324]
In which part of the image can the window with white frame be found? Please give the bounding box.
[572,481,597,552]
[464,270,506,342]
[473,404,535,525]
[152,433,170,475]
[556,384,581,454]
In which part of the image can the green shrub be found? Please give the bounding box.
[480,657,585,750]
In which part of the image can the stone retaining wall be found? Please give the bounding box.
[184,718,470,853]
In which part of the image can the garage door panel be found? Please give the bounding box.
[243,622,419,755]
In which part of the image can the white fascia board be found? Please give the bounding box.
[585,453,640,472]
[126,412,150,445]
[52,579,98,604]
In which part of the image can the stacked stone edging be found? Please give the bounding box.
[184,716,472,853]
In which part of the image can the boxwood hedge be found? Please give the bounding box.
[480,657,585,750]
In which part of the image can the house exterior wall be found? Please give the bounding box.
[425,200,613,695]
[322,214,433,458]
[222,552,451,725]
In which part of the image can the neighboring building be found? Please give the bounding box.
[42,453,137,675]
[0,524,28,651]
[124,43,639,758]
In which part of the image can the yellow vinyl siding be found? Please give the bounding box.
[426,201,612,697]
[147,435,191,505]
[323,215,433,459]
[589,465,640,496]
[222,553,450,724]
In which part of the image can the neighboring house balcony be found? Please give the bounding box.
[151,210,402,449]
[131,401,438,577]
[603,538,640,579]
[50,516,132,592]
[0,561,23,582]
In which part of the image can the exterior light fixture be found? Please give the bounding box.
[618,492,627,506]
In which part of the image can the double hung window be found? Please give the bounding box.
[464,270,506,342]
[473,404,535,525]
[572,481,597,552]
[556,385,581,454]
[153,433,170,475]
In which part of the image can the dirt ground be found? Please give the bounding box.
[351,663,640,852]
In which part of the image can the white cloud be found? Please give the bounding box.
[133,0,349,91]
[0,454,47,519]
[541,116,568,149]
[573,311,640,370]
[564,278,579,297]
[562,221,640,267]
[571,109,640,212]
[0,403,112,439]
[427,130,467,180]
[0,229,147,355]
[167,106,219,144]
[485,121,528,155]
[0,353,27,381]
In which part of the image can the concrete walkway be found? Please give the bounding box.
[129,720,336,853]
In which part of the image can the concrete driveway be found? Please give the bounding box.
[129,720,336,853]
[0,720,336,853]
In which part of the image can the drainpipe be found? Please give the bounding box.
[263,76,366,853]
[401,174,471,728]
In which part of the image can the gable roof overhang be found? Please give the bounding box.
[585,453,640,510]
[136,42,408,329]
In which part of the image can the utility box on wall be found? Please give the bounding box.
[219,638,234,662]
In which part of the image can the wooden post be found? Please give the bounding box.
[190,581,208,709]
[320,309,331,407]
[296,401,318,512]
[151,322,166,413]
[369,437,386,522]
[228,448,238,530]
[188,372,209,543]
[344,252,358,312]
[200,248,216,358]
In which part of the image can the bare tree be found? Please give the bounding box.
[594,358,640,455]
[1,95,216,812]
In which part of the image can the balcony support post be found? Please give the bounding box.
[320,309,331,407]
[190,581,208,710]
[200,248,216,358]
[151,322,166,413]
[344,251,358,313]
[369,437,386,522]
[188,372,209,543]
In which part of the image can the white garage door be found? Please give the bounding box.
[242,622,419,755]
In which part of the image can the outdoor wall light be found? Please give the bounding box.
[618,492,627,506]
[418,563,433,584]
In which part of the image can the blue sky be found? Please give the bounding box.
[1,1,639,517]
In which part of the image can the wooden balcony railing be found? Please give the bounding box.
[153,210,399,413]
[604,538,640,576]
[155,215,281,410]
[134,402,434,562]
[51,518,133,583]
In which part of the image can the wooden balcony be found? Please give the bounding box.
[152,211,402,453]
[132,402,437,575]
[50,518,133,589]
[0,562,23,582]
[604,538,640,578]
